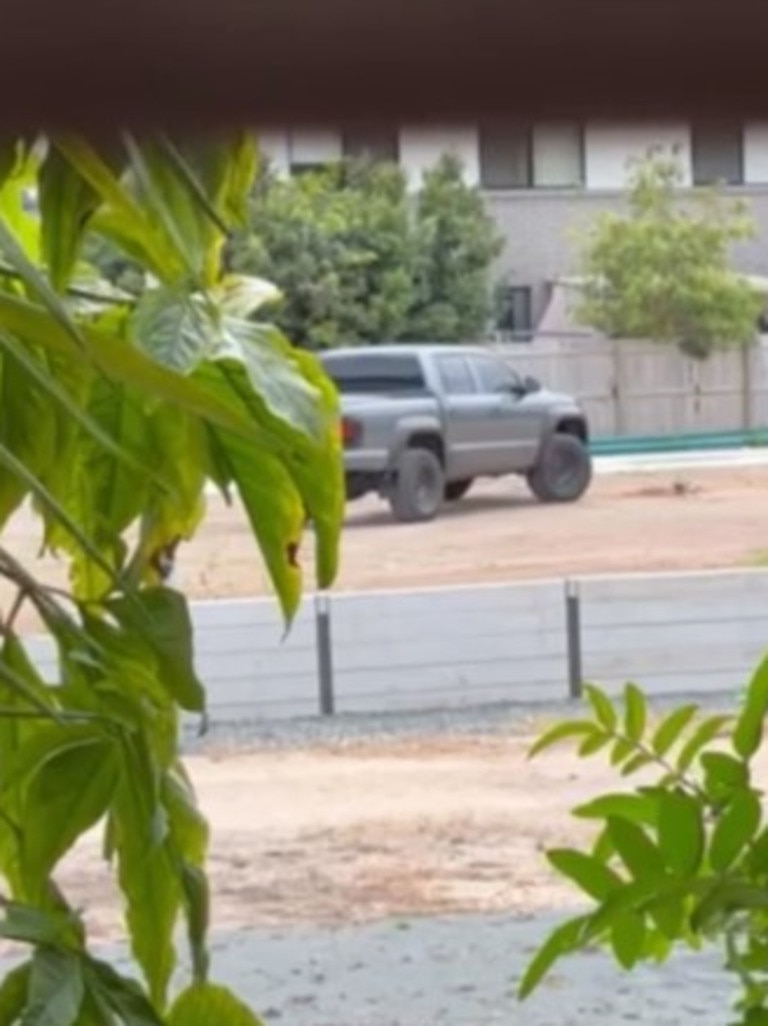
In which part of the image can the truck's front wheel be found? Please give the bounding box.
[389,448,445,523]
[527,433,592,503]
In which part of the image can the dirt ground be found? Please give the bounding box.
[4,464,768,634]
[41,730,764,946]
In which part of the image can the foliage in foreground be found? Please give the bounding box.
[227,153,503,348]
[520,657,768,1026]
[0,134,343,1023]
[575,148,763,358]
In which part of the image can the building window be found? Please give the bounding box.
[496,285,533,340]
[342,126,399,164]
[691,123,744,185]
[479,122,583,189]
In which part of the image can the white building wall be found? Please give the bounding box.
[584,122,691,189]
[398,126,480,190]
[257,129,290,177]
[744,123,768,185]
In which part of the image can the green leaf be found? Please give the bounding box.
[112,734,180,1008]
[709,789,762,871]
[22,733,118,891]
[0,962,30,1025]
[129,288,217,374]
[734,654,768,759]
[623,683,647,742]
[578,729,611,756]
[168,983,265,1026]
[651,704,699,757]
[0,903,80,948]
[546,848,623,901]
[84,959,164,1026]
[607,817,666,881]
[527,720,594,759]
[692,881,768,931]
[621,752,654,776]
[22,948,84,1026]
[584,684,617,730]
[573,792,658,826]
[658,789,704,877]
[108,589,205,713]
[212,427,304,622]
[38,148,97,292]
[517,915,592,1000]
[610,911,646,969]
[610,736,635,766]
[647,895,686,940]
[677,714,733,772]
[701,750,749,803]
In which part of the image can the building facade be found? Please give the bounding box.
[259,122,768,339]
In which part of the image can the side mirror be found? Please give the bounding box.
[519,374,541,394]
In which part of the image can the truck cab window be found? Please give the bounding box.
[436,355,477,395]
[471,355,522,394]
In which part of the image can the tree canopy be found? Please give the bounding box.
[0,133,343,1024]
[575,149,763,358]
[227,153,503,348]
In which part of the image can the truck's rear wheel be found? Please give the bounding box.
[527,433,592,503]
[444,479,473,502]
[389,448,444,523]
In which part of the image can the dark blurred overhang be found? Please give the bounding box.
[5,0,765,130]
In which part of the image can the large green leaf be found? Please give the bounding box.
[168,983,265,1026]
[22,948,84,1026]
[52,138,177,282]
[546,848,623,901]
[709,789,762,871]
[213,427,304,621]
[607,817,666,881]
[112,734,179,1008]
[0,345,57,529]
[651,704,699,757]
[83,959,164,1026]
[38,148,98,293]
[107,589,205,713]
[129,289,217,373]
[0,962,30,1025]
[0,903,80,948]
[658,788,704,877]
[22,733,119,893]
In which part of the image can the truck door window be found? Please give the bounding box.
[471,355,522,394]
[436,355,477,395]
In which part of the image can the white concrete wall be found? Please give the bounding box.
[398,126,480,190]
[257,129,290,177]
[22,570,768,724]
[745,123,768,184]
[584,122,692,189]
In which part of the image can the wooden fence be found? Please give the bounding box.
[487,336,768,440]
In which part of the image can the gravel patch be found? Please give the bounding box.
[182,689,738,754]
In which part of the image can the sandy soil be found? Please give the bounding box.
[48,730,767,946]
[3,465,768,635]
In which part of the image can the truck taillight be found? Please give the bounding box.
[341,417,362,447]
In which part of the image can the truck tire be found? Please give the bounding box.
[389,448,445,523]
[444,479,473,502]
[527,433,592,503]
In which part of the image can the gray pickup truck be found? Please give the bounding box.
[319,344,593,523]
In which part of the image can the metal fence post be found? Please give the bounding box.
[564,579,583,700]
[315,592,335,716]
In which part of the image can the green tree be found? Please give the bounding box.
[519,664,768,1026]
[0,133,343,1024]
[406,153,503,341]
[228,153,502,347]
[228,159,414,348]
[575,149,763,358]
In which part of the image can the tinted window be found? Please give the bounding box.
[320,354,426,395]
[471,355,522,393]
[436,355,476,395]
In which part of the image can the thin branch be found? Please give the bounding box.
[0,261,136,307]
